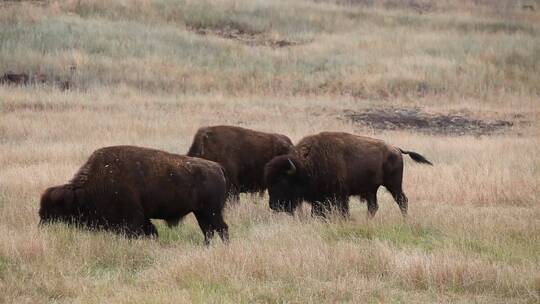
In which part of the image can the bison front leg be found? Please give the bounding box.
[122,206,157,238]
[143,219,158,237]
[310,201,329,218]
[334,197,350,218]
[385,183,408,217]
[124,217,157,238]
[107,187,155,237]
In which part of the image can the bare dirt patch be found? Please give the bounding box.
[344,107,518,136]
[187,24,304,48]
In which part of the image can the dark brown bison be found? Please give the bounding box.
[39,146,229,244]
[264,132,432,217]
[0,72,29,85]
[187,125,293,200]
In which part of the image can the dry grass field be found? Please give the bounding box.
[1,0,539,303]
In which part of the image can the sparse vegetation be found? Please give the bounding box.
[0,0,539,303]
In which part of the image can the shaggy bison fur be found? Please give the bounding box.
[264,132,432,217]
[39,146,229,244]
[187,125,293,200]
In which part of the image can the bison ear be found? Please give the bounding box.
[286,158,297,175]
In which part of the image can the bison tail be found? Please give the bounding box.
[398,148,433,166]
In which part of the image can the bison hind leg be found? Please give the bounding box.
[194,211,229,245]
[310,201,330,218]
[394,192,408,217]
[335,197,350,218]
[386,186,408,217]
[144,220,158,237]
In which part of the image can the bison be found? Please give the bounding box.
[187,125,293,200]
[39,146,229,244]
[264,132,432,217]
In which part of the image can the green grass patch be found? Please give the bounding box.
[458,235,539,264]
[323,222,441,251]
[179,274,236,303]
[0,255,18,280]
[155,220,204,246]
[247,279,309,303]
[82,244,154,278]
[452,20,536,35]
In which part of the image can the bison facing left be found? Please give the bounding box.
[264,132,432,218]
[39,146,229,244]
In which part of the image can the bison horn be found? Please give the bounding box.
[286,158,296,175]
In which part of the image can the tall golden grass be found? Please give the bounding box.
[0,0,539,303]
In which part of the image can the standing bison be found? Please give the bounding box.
[264,132,432,217]
[187,125,293,200]
[39,146,229,244]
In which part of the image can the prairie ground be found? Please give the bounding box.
[0,0,539,303]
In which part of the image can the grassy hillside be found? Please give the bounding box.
[0,0,539,303]
[2,0,539,102]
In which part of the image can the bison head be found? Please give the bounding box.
[39,185,78,225]
[264,155,307,214]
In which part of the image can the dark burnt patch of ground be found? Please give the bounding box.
[0,102,119,114]
[320,0,435,13]
[187,23,304,48]
[1,102,74,113]
[344,107,521,136]
[1,68,74,90]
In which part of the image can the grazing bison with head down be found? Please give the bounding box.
[264,132,432,217]
[187,125,293,200]
[39,146,229,244]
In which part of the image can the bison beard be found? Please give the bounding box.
[187,125,293,201]
[264,132,432,217]
[39,146,229,244]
